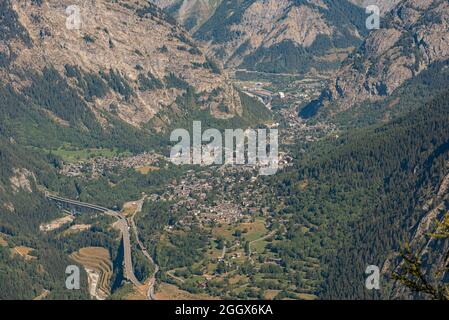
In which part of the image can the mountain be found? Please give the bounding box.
[153,0,401,33]
[2,0,449,302]
[301,0,449,118]
[151,0,222,32]
[273,65,449,298]
[0,0,273,300]
[0,0,242,136]
[181,0,369,75]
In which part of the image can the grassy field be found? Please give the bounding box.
[211,218,268,243]
[155,282,217,300]
[251,239,269,253]
[239,218,268,242]
[296,292,318,300]
[70,247,113,299]
[264,289,281,300]
[37,144,130,163]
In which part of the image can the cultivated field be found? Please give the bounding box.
[70,247,113,300]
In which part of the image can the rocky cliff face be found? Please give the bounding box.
[151,0,222,32]
[0,0,241,129]
[310,0,449,114]
[190,0,367,74]
[389,165,449,299]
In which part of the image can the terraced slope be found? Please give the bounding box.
[70,247,113,300]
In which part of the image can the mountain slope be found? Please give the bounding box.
[1,0,241,132]
[273,73,449,298]
[191,0,367,74]
[151,0,222,32]
[301,0,449,117]
[0,0,271,300]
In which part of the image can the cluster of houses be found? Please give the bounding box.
[60,152,165,177]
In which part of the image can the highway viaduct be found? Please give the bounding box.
[46,193,143,288]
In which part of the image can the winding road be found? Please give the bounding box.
[128,196,160,300]
[46,194,153,297]
[248,231,276,257]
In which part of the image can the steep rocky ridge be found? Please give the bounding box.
[191,0,368,74]
[151,0,222,32]
[389,165,449,299]
[302,0,449,117]
[1,0,241,130]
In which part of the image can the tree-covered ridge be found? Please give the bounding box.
[0,133,132,299]
[273,87,449,299]
[0,67,161,153]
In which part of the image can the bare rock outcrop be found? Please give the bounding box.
[321,0,449,113]
[9,168,36,193]
[2,0,241,129]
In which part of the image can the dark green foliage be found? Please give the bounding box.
[334,60,449,127]
[194,0,258,43]
[0,139,91,299]
[188,47,202,56]
[156,227,210,270]
[205,57,221,74]
[100,69,133,100]
[135,3,177,26]
[24,67,98,128]
[240,40,338,74]
[191,59,221,74]
[138,72,164,91]
[1,66,162,153]
[83,34,95,43]
[0,245,90,300]
[65,64,109,101]
[194,0,366,73]
[274,88,449,299]
[299,89,332,118]
[158,45,168,53]
[153,88,272,137]
[164,72,190,90]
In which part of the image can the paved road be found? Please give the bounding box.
[46,194,109,212]
[46,194,143,289]
[166,270,185,284]
[47,193,162,299]
[114,215,141,287]
[248,231,276,257]
[128,197,159,300]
